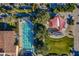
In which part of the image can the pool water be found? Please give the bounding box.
[22,20,34,52]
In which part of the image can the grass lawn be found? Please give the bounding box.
[13,8,32,13]
[45,36,74,55]
[0,19,3,22]
[8,22,16,27]
[8,21,19,33]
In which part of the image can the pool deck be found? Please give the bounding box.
[18,19,23,55]
[19,19,23,48]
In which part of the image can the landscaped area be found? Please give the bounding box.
[45,36,74,55]
[0,3,78,56]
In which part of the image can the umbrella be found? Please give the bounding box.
[15,13,30,17]
[3,5,12,10]
[1,13,8,18]
[19,6,32,10]
[49,3,58,9]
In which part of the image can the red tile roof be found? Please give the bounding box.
[49,16,65,31]
[0,31,16,55]
[0,31,4,53]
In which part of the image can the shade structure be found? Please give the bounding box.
[0,13,8,19]
[19,6,32,10]
[3,6,12,10]
[49,3,58,9]
[15,13,30,18]
[0,16,3,19]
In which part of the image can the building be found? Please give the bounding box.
[49,15,65,32]
[0,31,16,56]
[48,15,67,37]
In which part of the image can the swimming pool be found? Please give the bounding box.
[21,19,34,53]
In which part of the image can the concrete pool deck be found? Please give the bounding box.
[18,19,23,55]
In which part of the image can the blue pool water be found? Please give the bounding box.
[21,20,34,54]
[74,51,79,56]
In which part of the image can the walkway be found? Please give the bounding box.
[58,8,79,53]
[73,8,79,51]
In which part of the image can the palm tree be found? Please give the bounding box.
[32,9,50,25]
[32,3,38,11]
[34,23,48,42]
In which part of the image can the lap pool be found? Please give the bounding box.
[21,19,34,55]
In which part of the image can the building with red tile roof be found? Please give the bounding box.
[0,31,4,53]
[0,31,16,56]
[49,15,65,31]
